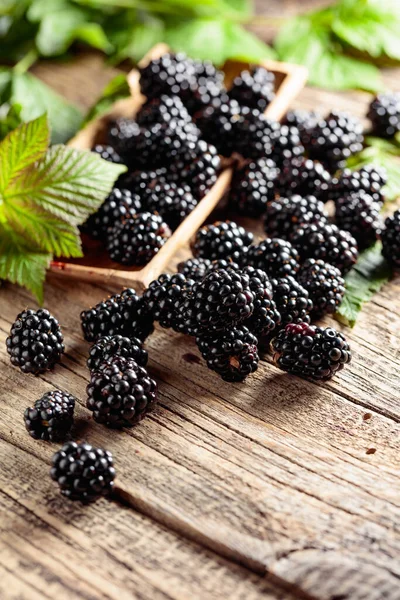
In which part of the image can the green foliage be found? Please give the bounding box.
[83,73,131,124]
[0,103,23,140]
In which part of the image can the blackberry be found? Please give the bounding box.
[194,98,242,156]
[291,222,358,275]
[232,109,276,160]
[82,187,142,241]
[177,257,211,281]
[230,158,279,218]
[170,140,220,200]
[282,110,320,142]
[24,390,75,442]
[196,326,259,382]
[298,258,345,317]
[81,288,154,343]
[381,210,400,269]
[264,195,328,241]
[246,238,300,278]
[329,165,387,206]
[139,53,195,100]
[206,258,241,274]
[192,59,224,87]
[143,182,197,230]
[192,220,254,264]
[50,441,115,502]
[87,356,157,427]
[118,167,167,196]
[92,144,122,164]
[136,94,191,127]
[108,117,141,160]
[271,322,351,381]
[335,191,382,250]
[268,124,305,167]
[305,111,364,172]
[229,67,275,111]
[143,273,195,329]
[107,212,171,266]
[241,266,281,338]
[6,309,64,375]
[367,92,400,138]
[270,276,313,326]
[87,335,148,372]
[276,158,331,199]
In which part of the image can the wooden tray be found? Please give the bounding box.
[50,44,308,292]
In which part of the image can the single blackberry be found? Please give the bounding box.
[305,111,364,172]
[206,258,241,273]
[82,187,142,241]
[264,195,328,240]
[276,158,331,199]
[24,390,75,442]
[118,167,168,196]
[241,266,281,338]
[268,124,305,167]
[87,356,157,427]
[282,110,320,142]
[87,335,148,372]
[136,94,191,127]
[139,53,195,100]
[81,288,154,343]
[50,441,115,502]
[194,98,242,156]
[108,117,141,160]
[298,258,345,317]
[196,326,259,382]
[177,257,211,281]
[291,222,358,275]
[232,109,276,160]
[143,273,195,329]
[107,212,171,266]
[335,191,382,250]
[381,210,400,269]
[143,182,197,230]
[329,165,387,206]
[170,140,220,200]
[6,309,64,375]
[367,92,400,138]
[270,276,313,326]
[271,322,351,381]
[230,158,279,218]
[192,220,254,264]
[229,67,275,111]
[246,238,300,278]
[92,144,122,164]
[192,59,225,87]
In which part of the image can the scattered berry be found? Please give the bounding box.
[276,158,331,199]
[335,191,382,250]
[192,220,254,264]
[87,335,148,372]
[298,258,345,317]
[229,67,275,111]
[329,165,387,206]
[264,195,328,240]
[381,209,400,269]
[367,92,400,138]
[247,238,300,278]
[24,390,75,442]
[230,158,279,217]
[143,273,195,329]
[270,276,313,326]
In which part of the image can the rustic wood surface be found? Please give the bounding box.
[1,2,400,599]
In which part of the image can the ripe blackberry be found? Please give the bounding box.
[206,258,241,273]
[367,92,400,138]
[92,144,122,164]
[7,309,64,375]
[335,191,382,250]
[177,257,211,281]
[24,390,75,442]
[192,220,254,264]
[229,67,275,111]
[329,165,387,206]
[139,53,195,100]
[82,188,142,241]
[81,288,154,343]
[196,326,259,382]
[87,356,157,427]
[136,94,191,127]
[241,266,281,338]
[264,195,328,240]
[107,212,171,266]
[194,98,242,156]
[118,167,167,196]
[270,276,312,326]
[230,158,279,218]
[192,58,224,87]
[50,441,115,502]
[291,222,358,275]
[381,210,400,269]
[282,110,320,142]
[298,258,345,317]
[277,158,331,199]
[232,109,276,160]
[170,140,221,200]
[143,273,195,329]
[271,322,351,381]
[108,117,141,160]
[268,124,304,167]
[87,335,148,372]
[246,238,300,278]
[143,182,197,230]
[305,111,364,172]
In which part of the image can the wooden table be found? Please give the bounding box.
[1,5,400,599]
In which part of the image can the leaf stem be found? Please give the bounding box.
[13,50,38,75]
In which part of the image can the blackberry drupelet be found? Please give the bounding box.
[177,257,211,281]
[246,238,300,278]
[367,92,400,138]
[136,94,191,127]
[291,222,358,275]
[139,53,195,100]
[264,195,328,240]
[106,212,171,266]
[270,276,313,326]
[381,210,400,269]
[230,158,279,218]
[276,158,331,199]
[87,335,148,372]
[87,356,157,427]
[143,181,197,230]
[329,165,387,206]
[82,187,142,241]
[50,441,115,502]
[81,288,154,343]
[271,322,351,381]
[143,273,195,329]
[170,140,220,200]
[241,266,281,338]
[268,124,304,167]
[298,258,345,317]
[282,110,320,142]
[24,390,75,442]
[91,144,122,164]
[196,326,259,382]
[192,220,254,264]
[194,98,241,156]
[7,309,64,375]
[229,67,275,111]
[335,191,382,250]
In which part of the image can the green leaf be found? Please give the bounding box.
[83,73,130,124]
[336,243,391,327]
[110,18,165,64]
[0,103,23,140]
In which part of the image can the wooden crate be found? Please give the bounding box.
[50,44,308,291]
